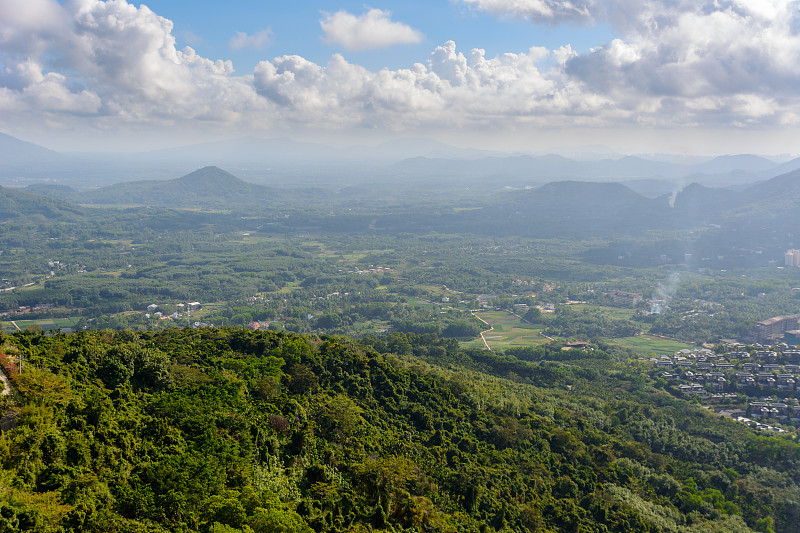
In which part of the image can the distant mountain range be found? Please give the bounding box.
[22,166,333,209]
[2,132,800,192]
[387,153,800,191]
[18,162,800,217]
[379,166,800,239]
[4,162,800,259]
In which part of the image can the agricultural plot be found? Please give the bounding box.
[463,310,549,350]
[0,317,81,333]
[608,335,695,357]
[568,304,637,320]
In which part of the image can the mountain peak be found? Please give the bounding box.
[0,132,67,166]
[174,166,248,189]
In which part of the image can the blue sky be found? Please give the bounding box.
[1,0,799,154]
[141,1,615,72]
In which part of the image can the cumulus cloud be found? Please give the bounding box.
[252,41,599,129]
[1,0,799,139]
[565,0,800,124]
[229,29,271,51]
[455,0,601,23]
[0,59,101,114]
[458,0,800,126]
[0,0,262,128]
[320,9,424,51]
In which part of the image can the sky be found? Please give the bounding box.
[1,0,800,154]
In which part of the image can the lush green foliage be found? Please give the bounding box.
[1,328,799,532]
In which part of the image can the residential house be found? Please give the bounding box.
[771,403,789,417]
[757,373,777,387]
[777,375,796,392]
[706,372,727,391]
[784,351,800,363]
[748,402,768,417]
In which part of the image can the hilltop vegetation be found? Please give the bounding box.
[0,187,84,222]
[1,328,799,532]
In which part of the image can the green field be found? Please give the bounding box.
[461,310,695,355]
[568,304,637,320]
[462,310,549,350]
[1,317,81,333]
[608,335,695,357]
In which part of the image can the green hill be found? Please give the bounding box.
[1,328,796,532]
[75,166,274,208]
[23,184,81,202]
[0,186,84,221]
[740,168,800,214]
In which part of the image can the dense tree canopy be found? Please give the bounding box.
[1,328,798,532]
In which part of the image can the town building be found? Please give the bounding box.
[755,315,800,343]
[607,290,643,307]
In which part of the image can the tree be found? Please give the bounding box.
[524,307,542,322]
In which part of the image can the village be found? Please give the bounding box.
[648,340,800,433]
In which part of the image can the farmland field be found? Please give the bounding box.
[462,310,549,350]
[608,335,696,357]
[1,317,81,333]
[568,304,637,320]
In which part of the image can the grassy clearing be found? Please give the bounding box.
[569,304,637,320]
[407,298,443,310]
[463,310,549,350]
[277,281,303,294]
[1,317,81,333]
[608,335,695,357]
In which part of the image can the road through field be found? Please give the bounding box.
[472,312,493,351]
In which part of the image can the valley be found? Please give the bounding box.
[2,148,800,532]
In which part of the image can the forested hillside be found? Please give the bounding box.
[1,328,797,532]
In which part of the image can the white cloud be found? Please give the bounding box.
[229,29,271,51]
[1,0,800,142]
[564,0,800,126]
[455,0,600,23]
[252,41,596,129]
[320,9,424,51]
[0,0,260,128]
[0,59,100,114]
[456,0,800,126]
